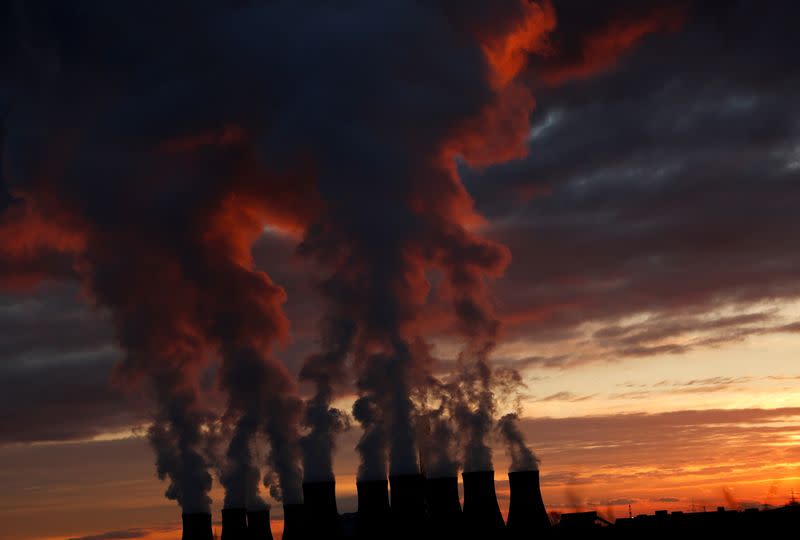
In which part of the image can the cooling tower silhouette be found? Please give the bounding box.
[246,509,274,540]
[462,471,505,537]
[390,474,428,535]
[356,479,391,539]
[506,470,550,538]
[303,481,342,539]
[281,503,306,540]
[181,512,214,540]
[425,476,463,536]
[221,508,248,540]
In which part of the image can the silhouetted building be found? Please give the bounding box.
[221,508,247,540]
[339,512,359,540]
[506,470,550,539]
[281,504,306,540]
[210,476,800,540]
[558,511,606,531]
[426,475,463,537]
[182,512,214,540]
[462,471,505,537]
[303,481,342,539]
[390,474,427,536]
[559,505,800,540]
[355,479,391,539]
[246,509,274,540]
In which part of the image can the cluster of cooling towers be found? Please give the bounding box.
[182,469,550,540]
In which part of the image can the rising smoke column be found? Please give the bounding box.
[2,0,556,500]
[298,316,355,482]
[497,413,539,471]
[200,204,310,505]
[262,0,556,479]
[0,1,315,510]
[445,250,508,472]
[432,1,556,474]
[414,374,461,478]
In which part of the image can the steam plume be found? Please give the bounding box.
[290,0,554,480]
[219,410,265,510]
[498,413,539,471]
[352,395,388,481]
[147,384,213,512]
[1,1,315,510]
[298,316,355,482]
[1,0,556,501]
[415,378,461,478]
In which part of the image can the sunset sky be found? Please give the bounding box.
[2,1,800,540]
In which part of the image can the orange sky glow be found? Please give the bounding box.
[6,324,800,540]
[3,1,800,540]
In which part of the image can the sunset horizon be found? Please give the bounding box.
[2,1,800,540]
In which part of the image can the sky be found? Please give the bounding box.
[2,1,800,539]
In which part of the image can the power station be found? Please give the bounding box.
[194,469,549,540]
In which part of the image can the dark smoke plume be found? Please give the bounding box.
[219,410,265,510]
[1,0,555,499]
[290,0,554,480]
[299,317,354,482]
[1,1,315,510]
[497,413,539,471]
[148,385,214,512]
[414,377,461,478]
[453,369,497,473]
[262,394,304,503]
[352,395,388,481]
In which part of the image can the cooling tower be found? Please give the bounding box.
[462,471,505,536]
[356,479,391,539]
[506,470,551,539]
[221,508,248,540]
[303,480,342,539]
[390,473,427,534]
[246,509,274,540]
[181,512,214,540]
[281,503,306,540]
[425,476,463,535]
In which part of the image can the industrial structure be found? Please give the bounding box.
[187,473,800,540]
[186,468,549,540]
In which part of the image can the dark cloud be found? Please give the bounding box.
[535,392,595,403]
[528,0,687,86]
[0,285,113,358]
[68,529,150,540]
[0,355,143,444]
[0,285,145,444]
[606,498,636,506]
[499,354,571,370]
[461,0,800,360]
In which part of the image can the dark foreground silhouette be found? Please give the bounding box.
[183,470,800,540]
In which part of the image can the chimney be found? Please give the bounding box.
[181,512,214,540]
[246,509,274,540]
[281,504,306,540]
[389,474,427,534]
[506,470,550,539]
[462,471,505,536]
[221,508,248,540]
[425,476,463,535]
[356,479,391,539]
[303,481,342,539]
